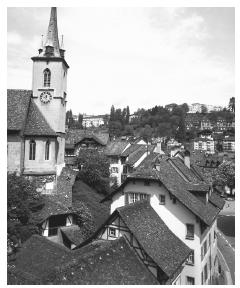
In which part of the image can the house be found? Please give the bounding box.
[64,130,109,168]
[104,141,130,185]
[82,115,107,128]
[7,7,68,178]
[200,117,213,131]
[75,200,192,285]
[8,234,159,285]
[193,137,215,154]
[222,136,235,152]
[100,153,224,285]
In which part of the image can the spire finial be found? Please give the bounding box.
[44,7,60,56]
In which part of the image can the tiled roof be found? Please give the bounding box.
[126,145,146,165]
[51,237,159,285]
[60,225,85,246]
[102,156,220,226]
[10,235,71,283]
[117,201,191,278]
[7,89,32,131]
[121,144,141,157]
[24,100,56,136]
[65,129,109,146]
[209,192,225,209]
[32,168,77,223]
[104,141,129,156]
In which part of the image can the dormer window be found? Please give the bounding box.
[43,68,51,87]
[29,140,36,160]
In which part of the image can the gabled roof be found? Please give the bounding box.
[51,237,159,285]
[24,100,56,136]
[101,156,221,226]
[104,141,129,156]
[65,129,109,146]
[121,143,141,157]
[60,225,85,246]
[126,145,146,165]
[7,89,32,131]
[32,167,77,223]
[209,192,225,209]
[116,201,191,278]
[11,235,71,283]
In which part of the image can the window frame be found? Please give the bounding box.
[186,251,194,266]
[29,139,36,160]
[43,68,51,87]
[159,194,166,205]
[186,276,195,285]
[109,227,116,237]
[45,140,50,160]
[186,224,194,240]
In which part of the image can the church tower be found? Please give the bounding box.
[31,7,69,175]
[31,7,69,134]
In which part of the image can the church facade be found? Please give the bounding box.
[7,7,68,177]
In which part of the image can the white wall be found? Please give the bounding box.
[110,180,218,284]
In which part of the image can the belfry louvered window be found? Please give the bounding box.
[29,140,36,160]
[43,68,51,87]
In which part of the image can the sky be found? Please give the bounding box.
[7,7,234,115]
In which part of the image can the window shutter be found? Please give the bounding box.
[125,193,129,205]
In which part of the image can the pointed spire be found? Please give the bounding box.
[44,7,60,56]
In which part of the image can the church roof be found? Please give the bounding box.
[7,89,32,131]
[24,100,56,136]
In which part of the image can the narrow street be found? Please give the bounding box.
[217,199,235,284]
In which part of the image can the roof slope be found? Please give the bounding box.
[11,235,71,281]
[24,100,56,136]
[104,141,129,156]
[7,89,32,131]
[50,237,159,285]
[126,145,146,165]
[72,180,110,230]
[116,201,191,278]
[102,155,220,226]
[209,192,225,209]
[65,129,109,145]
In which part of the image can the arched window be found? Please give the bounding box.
[45,140,50,160]
[29,140,36,160]
[43,68,51,87]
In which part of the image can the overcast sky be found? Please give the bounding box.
[7,7,234,115]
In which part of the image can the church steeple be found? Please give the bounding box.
[44,7,60,57]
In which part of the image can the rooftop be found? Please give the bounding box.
[104,140,129,156]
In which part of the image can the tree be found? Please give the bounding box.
[228,97,235,112]
[126,106,130,124]
[7,174,45,253]
[110,105,115,121]
[201,104,208,114]
[76,150,110,195]
[213,161,235,196]
[140,124,153,143]
[77,113,83,129]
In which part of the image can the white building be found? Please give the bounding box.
[194,137,215,154]
[82,115,105,127]
[98,154,224,285]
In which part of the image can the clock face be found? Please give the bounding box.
[40,91,52,103]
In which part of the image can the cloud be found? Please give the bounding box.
[7,7,234,114]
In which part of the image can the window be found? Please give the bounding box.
[43,68,51,87]
[45,140,50,160]
[111,167,118,173]
[172,196,177,204]
[186,224,194,240]
[203,240,208,256]
[186,251,194,265]
[186,276,195,285]
[128,192,149,204]
[204,263,208,281]
[214,230,217,241]
[109,227,116,237]
[29,140,36,160]
[159,195,165,205]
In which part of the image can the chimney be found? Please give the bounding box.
[184,149,191,169]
